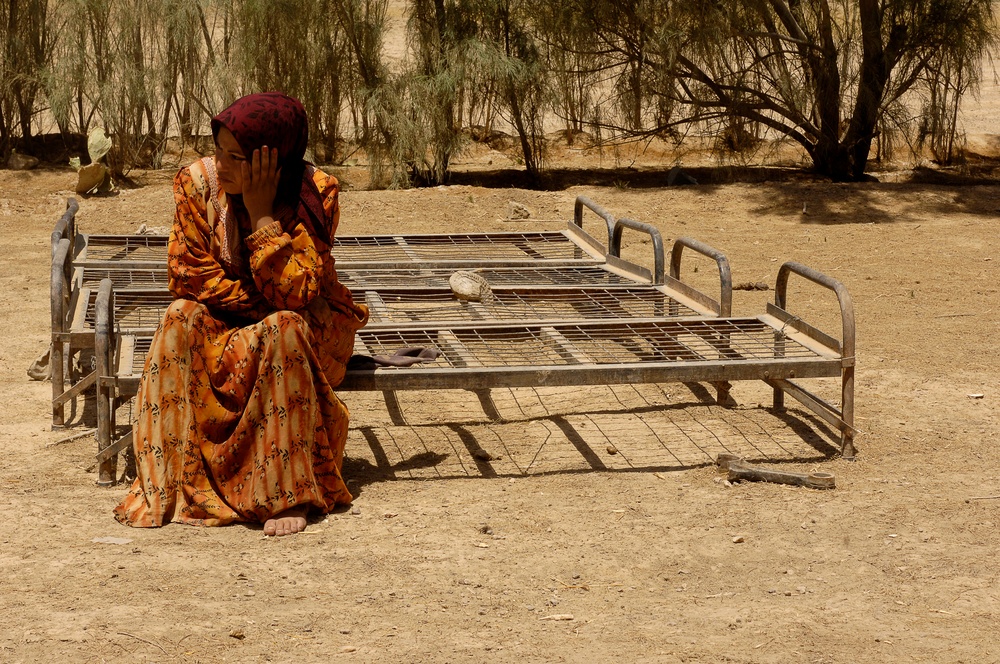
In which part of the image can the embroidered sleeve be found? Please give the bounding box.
[167,167,264,313]
[245,171,339,311]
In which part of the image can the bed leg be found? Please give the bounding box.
[96,380,116,486]
[95,279,117,486]
[772,384,785,412]
[841,435,855,460]
[841,365,856,459]
[51,341,65,427]
[713,381,736,407]
[382,390,407,426]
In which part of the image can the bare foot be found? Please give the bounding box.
[263,505,308,536]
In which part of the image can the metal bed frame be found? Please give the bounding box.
[63,225,616,289]
[92,260,854,485]
[69,233,725,337]
[66,194,619,273]
[339,261,855,462]
[49,236,172,427]
[61,196,655,291]
[51,196,855,490]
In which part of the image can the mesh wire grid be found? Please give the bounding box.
[339,266,642,288]
[80,266,168,288]
[126,319,827,377]
[332,231,589,263]
[355,319,823,370]
[81,235,169,261]
[362,287,698,324]
[131,337,153,374]
[76,231,594,264]
[83,290,173,330]
[78,265,642,289]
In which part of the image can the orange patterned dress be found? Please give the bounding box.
[114,157,369,527]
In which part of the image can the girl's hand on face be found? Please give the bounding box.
[241,146,281,230]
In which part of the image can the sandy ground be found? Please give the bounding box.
[1,79,1000,662]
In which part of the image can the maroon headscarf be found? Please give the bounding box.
[211,92,329,248]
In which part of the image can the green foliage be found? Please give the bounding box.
[534,2,600,141]
[0,0,56,158]
[2,0,996,182]
[460,0,547,182]
[221,0,351,162]
[559,0,999,180]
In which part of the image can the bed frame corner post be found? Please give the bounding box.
[95,279,117,486]
[841,364,856,460]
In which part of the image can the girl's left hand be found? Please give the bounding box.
[241,146,281,230]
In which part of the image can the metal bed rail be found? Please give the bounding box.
[51,198,79,259]
[73,194,617,268]
[68,232,731,339]
[765,261,856,458]
[50,238,86,426]
[91,261,856,483]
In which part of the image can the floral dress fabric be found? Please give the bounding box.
[114,158,369,527]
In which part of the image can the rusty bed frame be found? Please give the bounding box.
[91,259,853,485]
[58,195,622,275]
[51,197,855,489]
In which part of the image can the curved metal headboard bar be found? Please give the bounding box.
[612,217,665,285]
[50,238,72,333]
[775,261,855,360]
[669,237,733,317]
[51,197,79,259]
[572,196,616,252]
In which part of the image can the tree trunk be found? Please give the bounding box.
[841,0,899,181]
[0,100,10,158]
[507,83,540,185]
[809,136,853,181]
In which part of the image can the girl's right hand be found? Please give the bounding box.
[241,146,281,230]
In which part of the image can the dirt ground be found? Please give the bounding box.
[3,112,1000,663]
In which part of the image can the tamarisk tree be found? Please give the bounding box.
[561,0,997,181]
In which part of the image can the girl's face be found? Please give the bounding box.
[213,127,246,196]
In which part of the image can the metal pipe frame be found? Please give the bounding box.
[611,218,666,285]
[772,261,856,458]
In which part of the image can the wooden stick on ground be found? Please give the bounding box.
[46,428,96,447]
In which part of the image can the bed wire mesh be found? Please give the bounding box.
[332,231,591,263]
[79,234,169,261]
[362,287,698,324]
[354,319,822,370]
[130,337,153,375]
[77,266,641,290]
[77,284,700,334]
[340,266,642,288]
[121,319,829,379]
[82,290,174,330]
[75,231,601,267]
[80,266,168,288]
